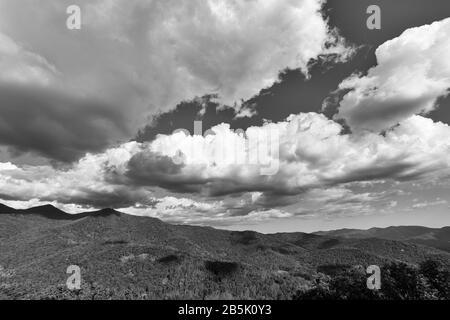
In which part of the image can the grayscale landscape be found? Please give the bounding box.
[0,0,450,301]
[1,204,449,299]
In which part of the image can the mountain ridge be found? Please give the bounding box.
[0,203,122,220]
[315,225,450,252]
[1,203,449,299]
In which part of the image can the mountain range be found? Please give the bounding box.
[0,203,119,220]
[315,226,450,253]
[0,203,449,299]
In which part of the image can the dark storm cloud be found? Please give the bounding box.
[124,150,269,196]
[0,83,128,162]
[124,146,289,197]
[338,95,436,133]
[124,150,204,193]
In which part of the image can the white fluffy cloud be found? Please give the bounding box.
[83,0,350,107]
[128,113,450,195]
[1,112,449,224]
[0,142,145,207]
[336,17,450,132]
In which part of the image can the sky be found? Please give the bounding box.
[0,0,449,233]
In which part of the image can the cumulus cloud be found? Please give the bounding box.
[335,17,450,132]
[0,142,144,207]
[124,113,450,196]
[83,0,351,107]
[1,111,449,224]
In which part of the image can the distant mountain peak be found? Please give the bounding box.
[97,208,118,214]
[314,225,450,253]
[0,202,125,220]
[0,203,17,213]
[26,204,64,212]
[21,204,71,219]
[83,208,122,218]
